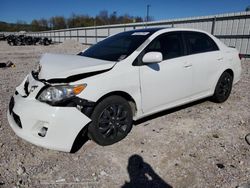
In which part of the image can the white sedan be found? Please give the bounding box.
[7,28,241,152]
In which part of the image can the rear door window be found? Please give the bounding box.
[184,31,219,55]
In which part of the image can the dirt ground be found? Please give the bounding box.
[0,40,249,188]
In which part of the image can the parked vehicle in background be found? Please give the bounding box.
[0,34,6,41]
[6,35,52,46]
[7,35,21,46]
[39,37,52,46]
[7,28,242,152]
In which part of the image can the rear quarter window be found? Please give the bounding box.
[184,31,219,55]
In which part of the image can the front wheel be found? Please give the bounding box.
[88,96,133,146]
[211,72,233,103]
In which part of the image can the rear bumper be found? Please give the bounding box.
[233,60,242,85]
[7,94,91,152]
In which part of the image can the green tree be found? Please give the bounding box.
[0,12,144,31]
[31,19,40,31]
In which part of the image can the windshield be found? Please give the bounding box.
[79,30,154,61]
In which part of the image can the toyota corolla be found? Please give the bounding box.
[7,28,241,152]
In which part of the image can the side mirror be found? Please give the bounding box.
[142,52,163,64]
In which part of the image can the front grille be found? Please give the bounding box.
[9,96,14,115]
[12,112,22,129]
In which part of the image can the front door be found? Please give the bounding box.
[140,32,193,113]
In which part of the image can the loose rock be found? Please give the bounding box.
[55,178,65,183]
[245,133,250,145]
[216,163,225,169]
[100,170,108,176]
[237,182,250,188]
[0,181,5,185]
[17,166,25,175]
[213,134,219,138]
[239,120,246,125]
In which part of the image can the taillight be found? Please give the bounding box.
[239,54,243,60]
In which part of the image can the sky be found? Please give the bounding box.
[0,0,250,24]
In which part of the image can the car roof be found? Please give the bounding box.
[128,27,211,35]
[129,27,169,33]
[135,27,226,50]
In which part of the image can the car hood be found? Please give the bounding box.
[38,53,116,81]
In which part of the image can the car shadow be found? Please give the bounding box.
[122,154,172,188]
[70,126,89,153]
[134,98,208,126]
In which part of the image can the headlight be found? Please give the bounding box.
[37,84,87,104]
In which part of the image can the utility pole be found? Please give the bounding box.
[146,4,151,22]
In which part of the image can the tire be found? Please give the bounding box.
[211,72,233,103]
[88,95,133,146]
[16,40,21,46]
[8,41,13,46]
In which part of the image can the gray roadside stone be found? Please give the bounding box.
[245,133,250,145]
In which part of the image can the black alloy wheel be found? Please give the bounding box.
[212,72,233,103]
[88,96,133,146]
[98,104,130,139]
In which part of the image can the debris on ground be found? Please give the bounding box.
[212,134,219,138]
[100,170,108,177]
[55,178,65,183]
[216,163,225,169]
[236,182,250,188]
[245,133,250,145]
[17,166,26,176]
[0,61,15,68]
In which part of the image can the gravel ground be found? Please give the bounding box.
[0,40,249,188]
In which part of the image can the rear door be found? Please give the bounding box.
[139,32,193,113]
[183,31,223,96]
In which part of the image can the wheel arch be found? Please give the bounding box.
[96,91,137,117]
[211,68,234,103]
[224,69,234,79]
[71,91,137,151]
[213,68,234,89]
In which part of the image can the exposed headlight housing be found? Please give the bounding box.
[37,84,87,105]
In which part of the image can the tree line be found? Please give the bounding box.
[0,10,148,32]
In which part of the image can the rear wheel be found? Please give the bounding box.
[88,96,133,146]
[211,72,233,103]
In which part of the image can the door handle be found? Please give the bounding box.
[184,63,192,68]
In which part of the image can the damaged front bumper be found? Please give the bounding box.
[7,73,91,152]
